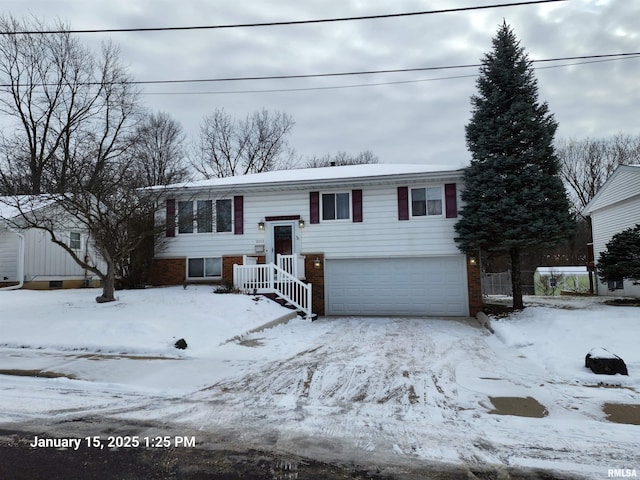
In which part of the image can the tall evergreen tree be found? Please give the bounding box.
[455,21,573,309]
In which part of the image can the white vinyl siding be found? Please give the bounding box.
[590,196,640,297]
[157,184,461,260]
[21,228,104,282]
[0,229,20,282]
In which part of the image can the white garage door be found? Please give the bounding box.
[325,256,468,316]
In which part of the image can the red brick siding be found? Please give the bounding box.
[148,258,186,286]
[303,252,325,316]
[467,255,483,316]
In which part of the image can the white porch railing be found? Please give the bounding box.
[233,260,312,320]
[276,253,305,280]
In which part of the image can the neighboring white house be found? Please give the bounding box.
[0,197,103,290]
[583,164,640,298]
[149,164,482,317]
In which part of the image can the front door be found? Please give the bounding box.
[266,221,297,263]
[274,225,293,256]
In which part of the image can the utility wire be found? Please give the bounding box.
[131,52,640,86]
[1,52,637,89]
[142,55,640,96]
[1,0,567,35]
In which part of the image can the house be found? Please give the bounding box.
[148,164,482,317]
[533,266,590,296]
[583,164,640,298]
[0,197,103,290]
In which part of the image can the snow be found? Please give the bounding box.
[0,195,55,220]
[152,163,463,190]
[1,288,639,479]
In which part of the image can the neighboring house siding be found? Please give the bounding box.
[22,228,103,283]
[587,170,640,212]
[0,228,20,282]
[585,165,640,298]
[590,196,640,296]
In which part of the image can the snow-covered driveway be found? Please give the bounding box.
[0,288,638,479]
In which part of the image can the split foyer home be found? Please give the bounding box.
[583,164,640,298]
[148,164,483,317]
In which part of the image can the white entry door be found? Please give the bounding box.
[265,221,297,264]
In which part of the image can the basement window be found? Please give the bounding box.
[187,257,222,279]
[607,278,624,291]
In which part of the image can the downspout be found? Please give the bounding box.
[0,226,25,291]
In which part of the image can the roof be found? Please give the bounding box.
[0,195,56,221]
[583,164,640,215]
[535,266,588,275]
[153,163,464,193]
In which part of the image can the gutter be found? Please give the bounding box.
[0,225,25,291]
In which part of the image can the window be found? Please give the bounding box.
[70,232,81,249]
[216,199,232,232]
[607,279,624,291]
[322,192,350,220]
[177,199,232,234]
[197,200,213,233]
[178,201,194,233]
[187,257,222,279]
[411,187,443,217]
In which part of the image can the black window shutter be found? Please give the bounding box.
[310,192,320,224]
[352,189,363,222]
[445,183,457,218]
[397,187,409,220]
[166,199,176,237]
[233,195,244,234]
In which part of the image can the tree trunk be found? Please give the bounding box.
[510,247,524,310]
[96,260,116,303]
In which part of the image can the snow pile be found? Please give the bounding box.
[0,289,638,478]
[0,286,291,357]
[490,301,638,388]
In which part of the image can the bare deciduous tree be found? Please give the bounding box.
[305,150,378,168]
[557,134,640,215]
[128,111,190,186]
[192,108,295,178]
[0,15,104,194]
[0,15,169,303]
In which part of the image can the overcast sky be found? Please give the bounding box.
[3,0,639,169]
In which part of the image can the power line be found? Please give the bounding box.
[1,0,567,35]
[142,55,640,96]
[1,52,637,90]
[91,52,640,86]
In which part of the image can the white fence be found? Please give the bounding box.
[233,258,312,319]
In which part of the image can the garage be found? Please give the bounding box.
[324,256,469,317]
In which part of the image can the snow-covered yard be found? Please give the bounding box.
[0,287,638,479]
